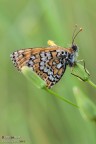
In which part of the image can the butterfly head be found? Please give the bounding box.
[72,44,78,52]
[70,26,82,61]
[71,44,79,63]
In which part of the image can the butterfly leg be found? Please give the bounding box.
[71,70,86,81]
[70,60,90,81]
[77,59,90,76]
[47,40,57,46]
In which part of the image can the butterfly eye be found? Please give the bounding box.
[72,45,78,52]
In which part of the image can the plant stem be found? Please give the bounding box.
[87,79,96,89]
[22,66,79,107]
[44,87,79,108]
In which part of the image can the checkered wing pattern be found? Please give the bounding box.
[10,47,69,88]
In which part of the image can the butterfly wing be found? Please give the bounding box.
[10,47,69,88]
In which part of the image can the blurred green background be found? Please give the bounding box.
[0,0,96,143]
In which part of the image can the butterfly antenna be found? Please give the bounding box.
[72,26,82,45]
[72,24,78,42]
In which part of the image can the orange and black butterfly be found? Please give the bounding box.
[10,27,82,88]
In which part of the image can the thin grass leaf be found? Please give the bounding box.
[73,87,96,122]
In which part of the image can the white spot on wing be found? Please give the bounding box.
[31,56,35,60]
[49,75,54,81]
[44,67,49,72]
[28,60,33,65]
[40,61,45,66]
[40,65,44,70]
[57,63,62,69]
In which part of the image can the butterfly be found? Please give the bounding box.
[10,27,82,88]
